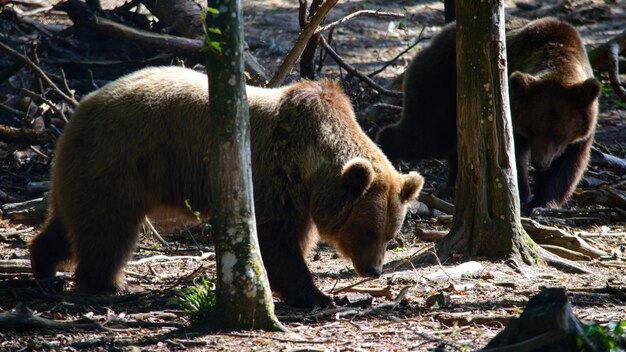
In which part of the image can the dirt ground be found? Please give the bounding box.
[0,0,625,351]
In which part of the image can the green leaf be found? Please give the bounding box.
[207,28,222,35]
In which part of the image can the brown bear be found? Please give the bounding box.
[377,17,600,210]
[29,66,424,308]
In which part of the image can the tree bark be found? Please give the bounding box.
[299,0,323,80]
[205,0,284,331]
[431,0,536,263]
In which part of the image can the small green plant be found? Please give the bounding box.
[184,199,204,222]
[178,276,216,324]
[201,7,223,54]
[577,320,626,352]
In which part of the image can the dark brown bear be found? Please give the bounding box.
[377,17,600,209]
[29,66,424,308]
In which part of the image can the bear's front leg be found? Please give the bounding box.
[257,220,332,308]
[514,134,532,208]
[530,138,592,209]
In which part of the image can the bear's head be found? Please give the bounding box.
[314,157,424,278]
[509,71,600,171]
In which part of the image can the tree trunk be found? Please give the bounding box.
[299,0,323,80]
[205,0,284,331]
[433,0,536,263]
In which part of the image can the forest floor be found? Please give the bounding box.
[0,0,625,351]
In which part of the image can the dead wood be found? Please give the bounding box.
[0,125,51,145]
[575,186,626,211]
[92,16,203,58]
[140,0,204,39]
[316,10,405,35]
[141,0,272,84]
[423,261,484,282]
[0,303,104,332]
[590,146,626,173]
[0,259,32,274]
[335,286,409,319]
[128,251,215,266]
[437,312,513,327]
[318,36,402,97]
[520,218,608,259]
[339,285,393,299]
[1,197,47,224]
[267,0,339,87]
[0,41,78,107]
[368,27,427,78]
[415,228,448,242]
[588,29,626,71]
[483,287,599,351]
[419,192,454,214]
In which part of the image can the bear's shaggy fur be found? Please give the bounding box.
[29,66,424,308]
[377,17,600,209]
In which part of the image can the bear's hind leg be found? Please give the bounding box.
[29,215,72,279]
[72,213,144,294]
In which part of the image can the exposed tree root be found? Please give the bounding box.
[409,228,591,275]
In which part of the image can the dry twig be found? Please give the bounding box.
[319,36,402,97]
[0,41,78,107]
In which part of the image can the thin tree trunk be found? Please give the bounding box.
[299,0,323,80]
[432,0,536,263]
[205,0,284,331]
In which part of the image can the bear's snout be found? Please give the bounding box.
[362,266,382,277]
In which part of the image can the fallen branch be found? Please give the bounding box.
[418,192,454,214]
[20,88,68,123]
[128,251,214,266]
[521,218,608,259]
[0,303,104,332]
[335,286,410,319]
[414,228,447,242]
[319,35,402,97]
[315,10,404,34]
[0,41,78,107]
[574,186,626,211]
[0,125,51,145]
[368,26,427,78]
[93,16,203,58]
[590,146,626,173]
[1,197,47,224]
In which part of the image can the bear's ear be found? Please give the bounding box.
[341,157,374,197]
[509,71,536,98]
[571,78,601,105]
[400,172,424,203]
